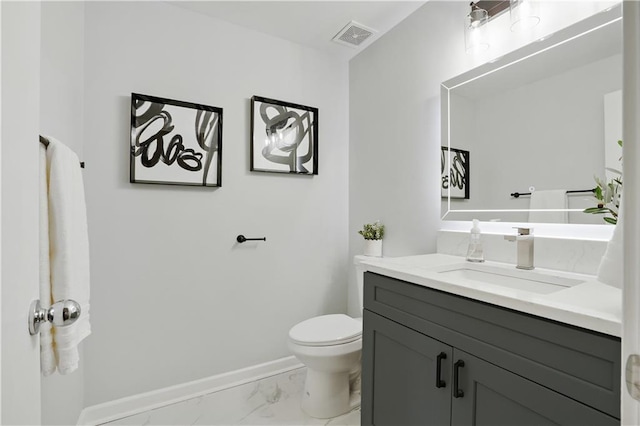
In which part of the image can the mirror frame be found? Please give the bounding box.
[441,4,622,230]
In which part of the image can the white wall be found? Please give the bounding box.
[347,0,618,316]
[81,2,349,406]
[39,2,86,424]
[348,1,476,316]
[604,89,623,181]
[40,1,85,158]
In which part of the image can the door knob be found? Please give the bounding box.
[28,299,81,335]
[626,354,640,401]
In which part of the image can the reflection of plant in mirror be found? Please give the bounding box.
[584,140,622,225]
[358,221,385,240]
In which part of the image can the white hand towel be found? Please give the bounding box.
[44,136,91,374]
[528,189,568,223]
[597,198,623,289]
[39,144,56,376]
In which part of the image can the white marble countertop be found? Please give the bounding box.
[355,253,622,337]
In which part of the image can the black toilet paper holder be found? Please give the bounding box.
[236,235,266,243]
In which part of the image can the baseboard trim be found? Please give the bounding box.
[77,356,303,425]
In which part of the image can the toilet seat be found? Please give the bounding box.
[289,314,362,347]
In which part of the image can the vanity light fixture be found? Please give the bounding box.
[510,0,540,32]
[463,1,541,52]
[464,1,513,53]
[465,2,490,53]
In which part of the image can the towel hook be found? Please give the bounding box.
[28,299,81,335]
[39,135,85,168]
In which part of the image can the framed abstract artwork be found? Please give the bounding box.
[130,93,223,187]
[250,96,318,175]
[441,146,470,199]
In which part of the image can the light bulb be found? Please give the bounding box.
[510,0,540,32]
[465,3,489,53]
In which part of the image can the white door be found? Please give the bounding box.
[1,1,43,424]
[623,3,640,425]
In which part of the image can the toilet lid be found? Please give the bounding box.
[289,314,362,346]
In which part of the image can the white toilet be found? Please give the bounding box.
[287,262,366,419]
[288,314,362,418]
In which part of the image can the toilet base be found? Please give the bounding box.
[301,369,360,418]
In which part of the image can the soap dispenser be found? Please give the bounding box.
[466,219,485,262]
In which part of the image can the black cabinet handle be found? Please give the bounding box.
[453,360,465,398]
[436,352,447,388]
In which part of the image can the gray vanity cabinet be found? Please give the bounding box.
[451,348,617,426]
[361,272,621,426]
[363,310,452,425]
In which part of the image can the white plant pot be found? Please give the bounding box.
[363,239,382,257]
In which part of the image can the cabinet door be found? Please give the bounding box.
[451,349,619,426]
[362,310,452,426]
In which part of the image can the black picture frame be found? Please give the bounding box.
[130,93,223,187]
[441,147,470,199]
[250,96,318,175]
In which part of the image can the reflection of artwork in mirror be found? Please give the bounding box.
[441,147,469,199]
[130,93,223,187]
[250,96,318,175]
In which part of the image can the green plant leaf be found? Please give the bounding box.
[359,221,384,240]
[594,186,603,200]
[583,207,609,214]
[586,139,622,224]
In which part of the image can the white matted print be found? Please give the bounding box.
[130,93,223,187]
[441,146,470,199]
[250,96,318,175]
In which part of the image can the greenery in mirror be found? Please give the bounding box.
[584,140,622,225]
[359,221,385,240]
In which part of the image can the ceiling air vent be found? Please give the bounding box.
[332,21,377,48]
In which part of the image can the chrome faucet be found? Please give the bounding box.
[504,227,534,270]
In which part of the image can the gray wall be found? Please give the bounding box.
[81,1,349,406]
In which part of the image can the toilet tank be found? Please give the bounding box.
[354,257,366,317]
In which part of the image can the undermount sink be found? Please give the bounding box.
[433,263,585,294]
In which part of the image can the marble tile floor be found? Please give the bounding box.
[103,367,361,426]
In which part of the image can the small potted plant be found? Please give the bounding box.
[359,221,385,257]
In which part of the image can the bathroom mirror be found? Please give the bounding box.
[441,5,622,224]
